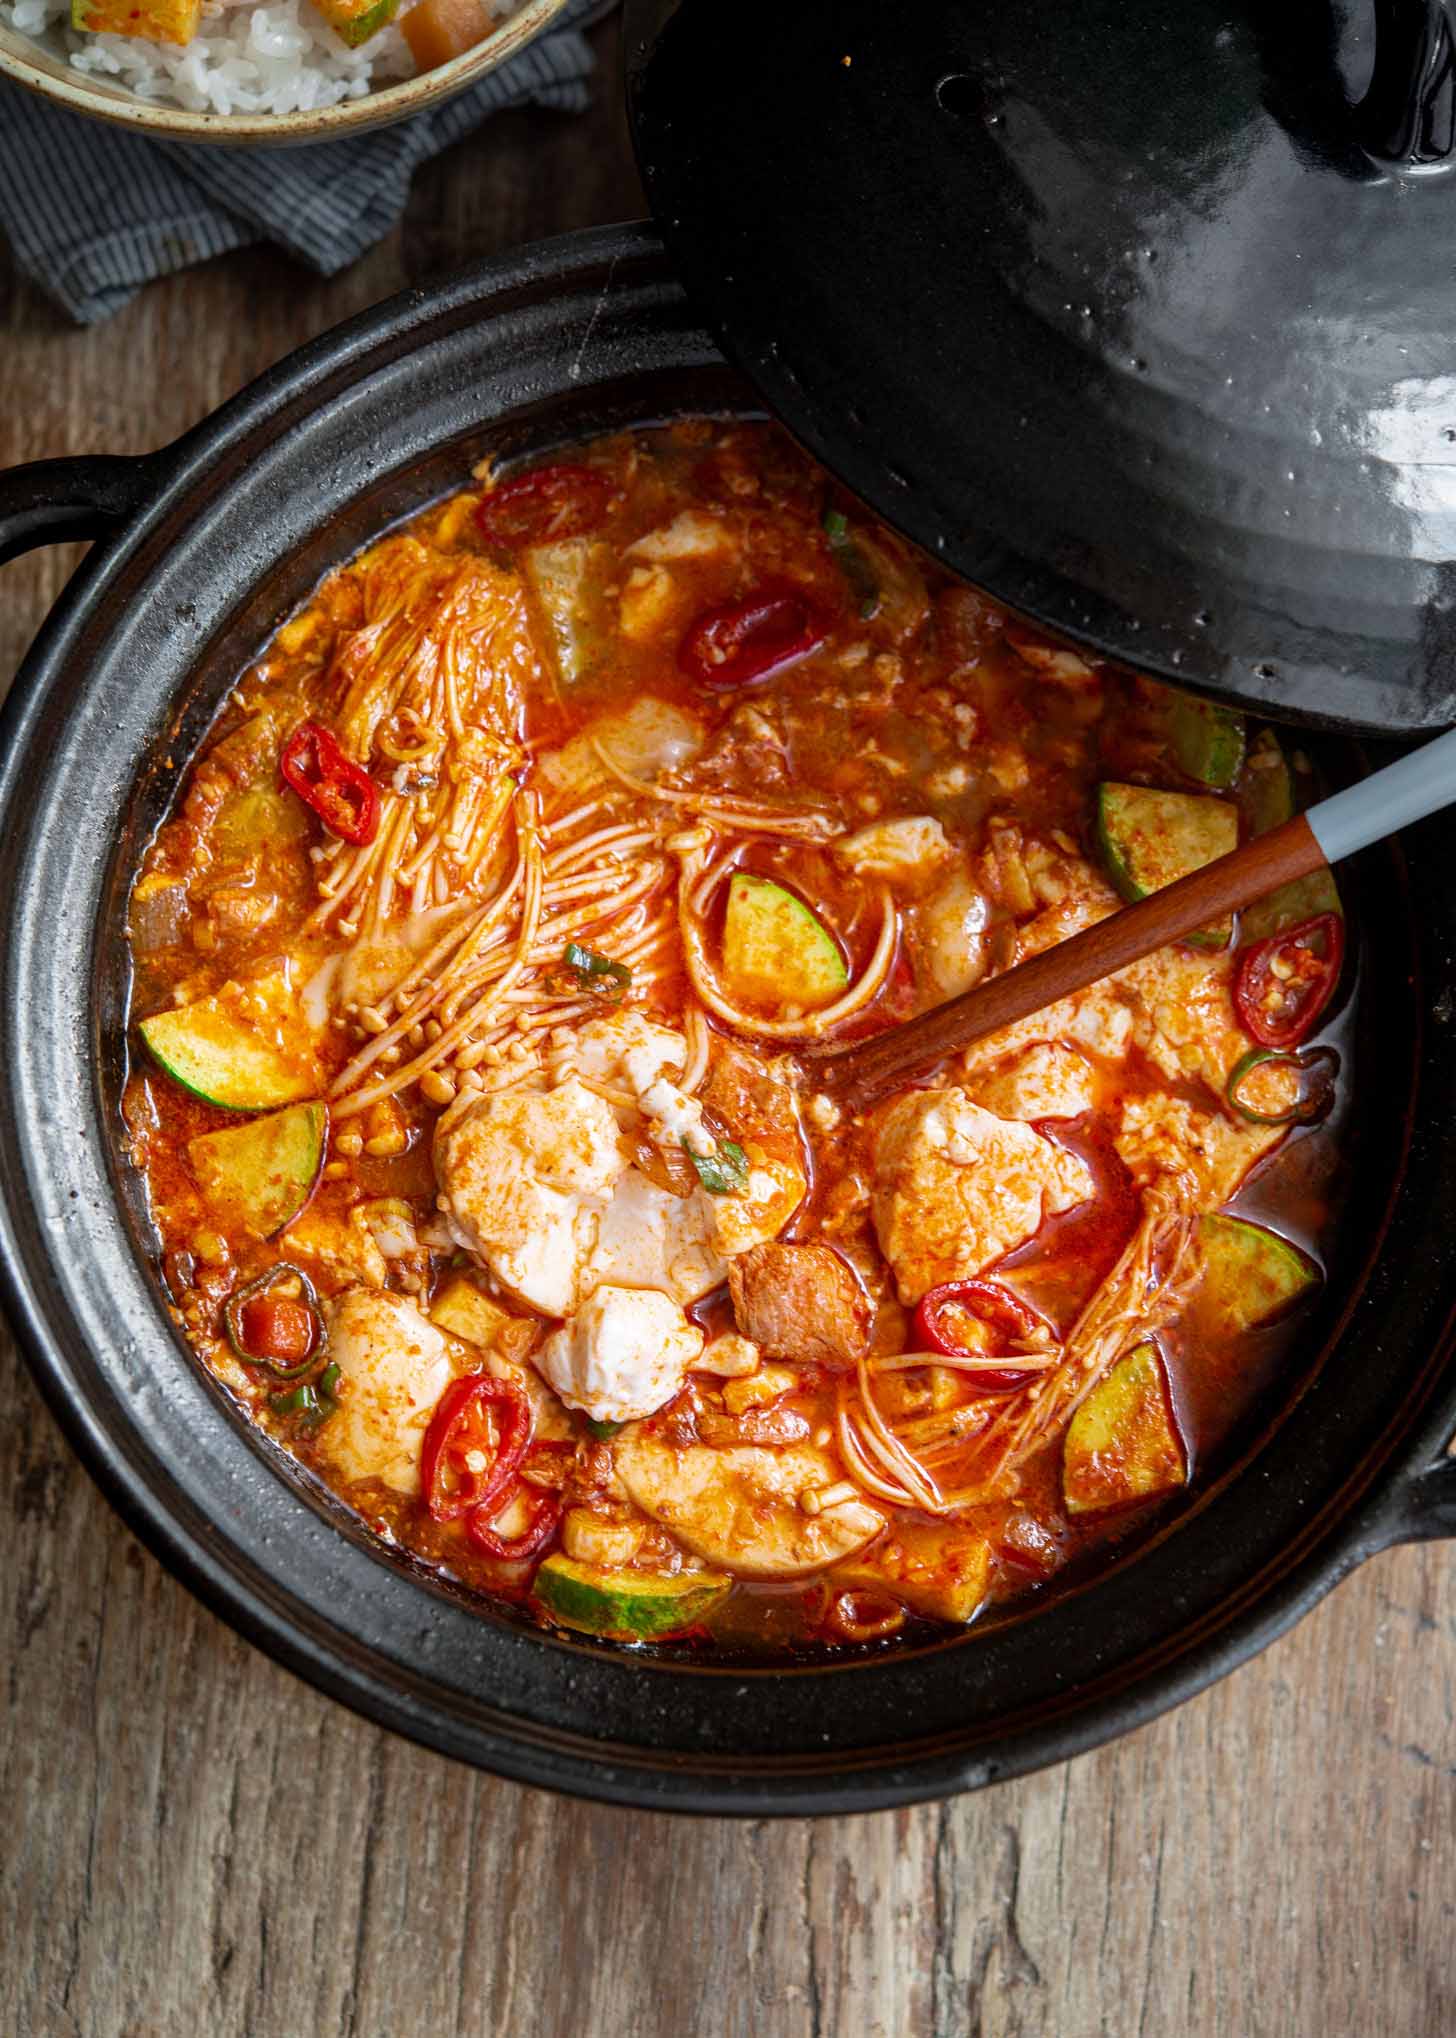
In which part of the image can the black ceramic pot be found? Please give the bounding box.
[1,225,1454,1816]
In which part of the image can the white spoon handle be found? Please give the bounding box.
[1308,724,1456,864]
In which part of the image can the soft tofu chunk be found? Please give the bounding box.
[708,1152,807,1257]
[916,868,993,998]
[316,1288,453,1497]
[614,1432,884,1578]
[536,1285,704,1424]
[281,1203,389,1291]
[537,697,704,798]
[1119,941,1275,1099]
[626,509,733,561]
[588,1166,726,1305]
[966,1042,1097,1122]
[1114,1093,1282,1208]
[873,1090,1094,1305]
[833,815,952,892]
[435,1078,625,1317]
[617,564,681,644]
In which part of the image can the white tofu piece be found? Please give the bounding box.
[536,1284,704,1424]
[916,868,993,997]
[873,1090,1094,1305]
[625,509,733,560]
[833,815,953,890]
[435,1078,626,1317]
[588,1166,727,1306]
[316,1288,453,1497]
[966,1042,1097,1122]
[1114,1093,1283,1208]
[537,697,705,797]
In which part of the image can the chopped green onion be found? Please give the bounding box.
[822,504,880,620]
[682,1137,749,1196]
[586,1416,625,1441]
[1225,1046,1337,1127]
[560,941,631,1000]
[270,1360,341,1427]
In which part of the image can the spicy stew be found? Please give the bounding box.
[122,422,1348,1653]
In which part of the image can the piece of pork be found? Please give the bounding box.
[727,1241,872,1371]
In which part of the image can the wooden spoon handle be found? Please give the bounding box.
[818,814,1324,1109]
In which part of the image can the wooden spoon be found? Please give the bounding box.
[818,726,1456,1110]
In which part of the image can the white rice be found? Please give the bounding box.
[2,0,521,115]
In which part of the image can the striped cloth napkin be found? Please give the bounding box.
[0,0,603,324]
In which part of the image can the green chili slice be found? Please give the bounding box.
[1225,1046,1337,1127]
[682,1137,749,1196]
[559,941,631,1000]
[223,1262,323,1379]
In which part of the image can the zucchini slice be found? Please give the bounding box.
[139,972,318,1111]
[1095,782,1239,949]
[1193,1213,1319,1337]
[188,1102,326,1241]
[722,873,848,1011]
[1168,693,1245,790]
[1238,729,1343,944]
[533,1555,730,1639]
[1063,1343,1186,1515]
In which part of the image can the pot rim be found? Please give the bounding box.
[2,223,1455,1816]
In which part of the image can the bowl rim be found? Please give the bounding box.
[3,225,1455,1816]
[0,0,572,145]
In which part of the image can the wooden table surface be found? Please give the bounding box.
[2,25,1454,2037]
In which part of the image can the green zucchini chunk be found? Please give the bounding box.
[533,1555,730,1639]
[187,1101,326,1241]
[1194,1213,1318,1337]
[1063,1343,1186,1516]
[722,872,848,1010]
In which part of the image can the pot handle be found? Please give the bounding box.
[1361,0,1456,165]
[0,453,159,568]
[1375,1457,1456,1544]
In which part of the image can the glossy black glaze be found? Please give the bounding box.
[1,226,1455,1816]
[627,0,1456,731]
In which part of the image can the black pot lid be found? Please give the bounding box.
[626,0,1456,731]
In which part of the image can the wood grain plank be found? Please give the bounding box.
[2,22,1455,2038]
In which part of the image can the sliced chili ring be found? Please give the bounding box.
[223,1263,323,1379]
[280,720,379,847]
[464,1480,562,1560]
[1225,1045,1339,1127]
[912,1277,1050,1392]
[1232,911,1344,1049]
[420,1372,532,1524]
[827,1587,905,1644]
[678,582,828,691]
[474,463,610,550]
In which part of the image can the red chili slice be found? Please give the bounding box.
[912,1278,1049,1392]
[678,583,827,691]
[475,463,610,550]
[1233,911,1344,1049]
[464,1480,562,1559]
[420,1373,532,1524]
[280,720,380,847]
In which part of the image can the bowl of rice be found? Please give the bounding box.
[0,0,570,139]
